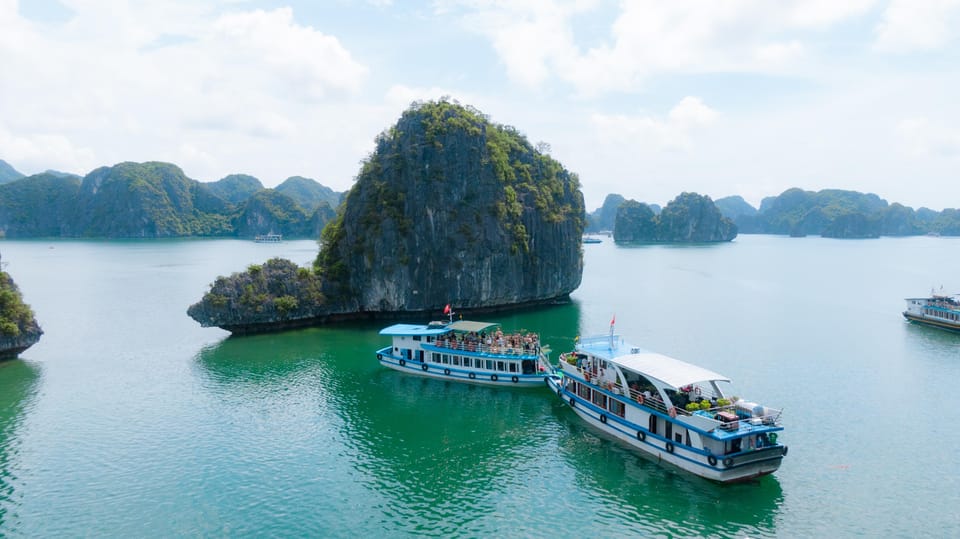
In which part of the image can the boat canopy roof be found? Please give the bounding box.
[614,352,731,388]
[446,320,500,333]
[379,323,451,337]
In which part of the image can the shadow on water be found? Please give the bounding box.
[551,404,784,538]
[0,360,42,531]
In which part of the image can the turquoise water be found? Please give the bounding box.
[0,236,958,537]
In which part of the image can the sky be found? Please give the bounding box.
[2,0,960,212]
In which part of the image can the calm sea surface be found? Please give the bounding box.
[0,235,958,537]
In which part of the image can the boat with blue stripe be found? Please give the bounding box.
[377,314,551,387]
[903,290,960,332]
[547,330,787,483]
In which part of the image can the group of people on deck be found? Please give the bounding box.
[435,329,541,355]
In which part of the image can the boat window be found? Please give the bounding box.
[578,383,591,399]
[432,353,440,363]
[592,391,607,408]
[508,362,517,373]
[442,354,449,364]
[413,336,421,341]
[463,357,472,368]
[608,399,625,418]
[496,361,505,371]
[485,360,494,371]
[453,356,461,366]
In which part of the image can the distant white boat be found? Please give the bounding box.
[903,289,960,332]
[254,233,282,243]
[582,236,602,244]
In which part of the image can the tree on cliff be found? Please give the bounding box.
[315,99,585,314]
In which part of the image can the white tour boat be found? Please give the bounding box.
[377,311,551,387]
[547,330,787,483]
[903,290,960,332]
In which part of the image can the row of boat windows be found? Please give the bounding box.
[570,379,700,448]
[925,308,960,321]
[572,380,626,418]
[430,352,519,373]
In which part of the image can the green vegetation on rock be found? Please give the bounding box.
[187,258,328,333]
[0,257,43,358]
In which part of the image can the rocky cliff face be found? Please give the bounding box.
[0,259,42,359]
[316,100,584,314]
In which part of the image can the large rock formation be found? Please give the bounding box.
[189,99,585,332]
[316,100,584,314]
[614,192,736,243]
[0,255,42,359]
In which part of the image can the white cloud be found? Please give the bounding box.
[441,1,877,95]
[897,117,960,157]
[0,2,371,184]
[755,40,805,66]
[590,96,718,153]
[874,0,960,52]
[0,125,97,175]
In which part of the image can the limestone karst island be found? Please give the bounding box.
[188,100,586,333]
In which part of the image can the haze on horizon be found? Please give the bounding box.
[2,1,959,212]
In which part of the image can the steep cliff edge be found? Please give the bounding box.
[0,255,43,359]
[316,99,585,314]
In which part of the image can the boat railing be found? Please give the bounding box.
[432,338,541,357]
[579,372,783,425]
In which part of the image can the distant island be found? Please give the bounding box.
[0,159,341,239]
[588,188,960,239]
[189,99,585,333]
[614,193,736,243]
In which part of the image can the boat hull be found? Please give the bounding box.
[547,376,786,483]
[378,347,551,388]
[903,312,960,332]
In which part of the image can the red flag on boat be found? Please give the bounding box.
[443,304,451,315]
[610,313,616,327]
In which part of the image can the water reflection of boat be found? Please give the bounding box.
[377,309,552,387]
[554,419,784,536]
[903,289,960,332]
[547,325,787,483]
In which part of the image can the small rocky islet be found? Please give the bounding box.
[0,254,43,359]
